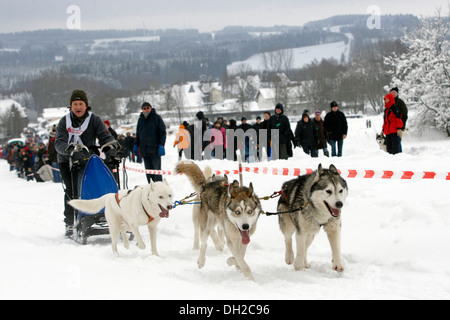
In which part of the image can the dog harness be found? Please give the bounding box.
[115,192,154,223]
[66,112,93,145]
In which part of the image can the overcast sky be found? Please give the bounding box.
[0,0,448,33]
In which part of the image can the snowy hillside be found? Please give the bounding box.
[1,115,449,300]
[227,40,351,74]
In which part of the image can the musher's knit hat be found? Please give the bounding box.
[70,90,91,110]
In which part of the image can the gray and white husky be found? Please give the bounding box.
[376,133,387,152]
[176,161,262,281]
[278,164,348,272]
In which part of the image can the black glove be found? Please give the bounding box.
[65,143,76,155]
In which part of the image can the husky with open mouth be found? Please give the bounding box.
[278,164,348,272]
[176,161,262,281]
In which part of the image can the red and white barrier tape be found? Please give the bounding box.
[122,165,450,180]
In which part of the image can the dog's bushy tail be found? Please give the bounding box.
[68,194,110,214]
[175,161,206,193]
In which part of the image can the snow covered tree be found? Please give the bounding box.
[385,10,450,136]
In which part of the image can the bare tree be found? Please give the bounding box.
[171,84,186,124]
[260,48,294,73]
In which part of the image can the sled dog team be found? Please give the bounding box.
[69,161,348,281]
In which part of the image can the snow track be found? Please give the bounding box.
[1,116,449,299]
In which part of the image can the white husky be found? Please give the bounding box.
[69,180,174,256]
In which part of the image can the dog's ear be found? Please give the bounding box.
[228,180,239,198]
[163,178,169,186]
[329,164,339,175]
[149,179,155,191]
[314,164,324,182]
[224,174,229,184]
[318,163,324,174]
[248,182,254,197]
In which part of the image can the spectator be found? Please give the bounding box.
[103,120,118,139]
[210,120,227,159]
[268,103,293,160]
[295,113,318,157]
[382,93,403,155]
[20,147,34,181]
[124,132,135,162]
[324,101,348,157]
[239,117,253,162]
[47,129,61,183]
[313,110,329,157]
[35,142,47,170]
[390,87,408,152]
[134,102,167,183]
[174,124,190,161]
[261,112,271,158]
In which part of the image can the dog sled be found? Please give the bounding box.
[68,142,131,245]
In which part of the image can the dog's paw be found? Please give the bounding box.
[227,257,236,267]
[333,264,344,272]
[285,251,294,265]
[136,242,146,250]
[332,258,344,272]
[293,258,307,271]
[244,272,255,281]
[197,258,205,269]
[214,242,225,252]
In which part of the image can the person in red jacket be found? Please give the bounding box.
[382,93,404,155]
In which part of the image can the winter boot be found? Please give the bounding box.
[65,224,74,238]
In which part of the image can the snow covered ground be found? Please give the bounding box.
[1,115,450,300]
[227,40,351,74]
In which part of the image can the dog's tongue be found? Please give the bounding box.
[240,230,250,245]
[331,207,340,218]
[158,204,170,218]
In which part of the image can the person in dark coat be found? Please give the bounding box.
[238,117,253,162]
[187,111,207,160]
[47,129,61,182]
[324,101,348,157]
[261,112,271,158]
[55,89,115,236]
[313,110,329,157]
[268,103,293,160]
[103,120,118,139]
[295,113,318,157]
[20,147,34,181]
[228,119,238,161]
[124,132,135,162]
[134,102,167,183]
